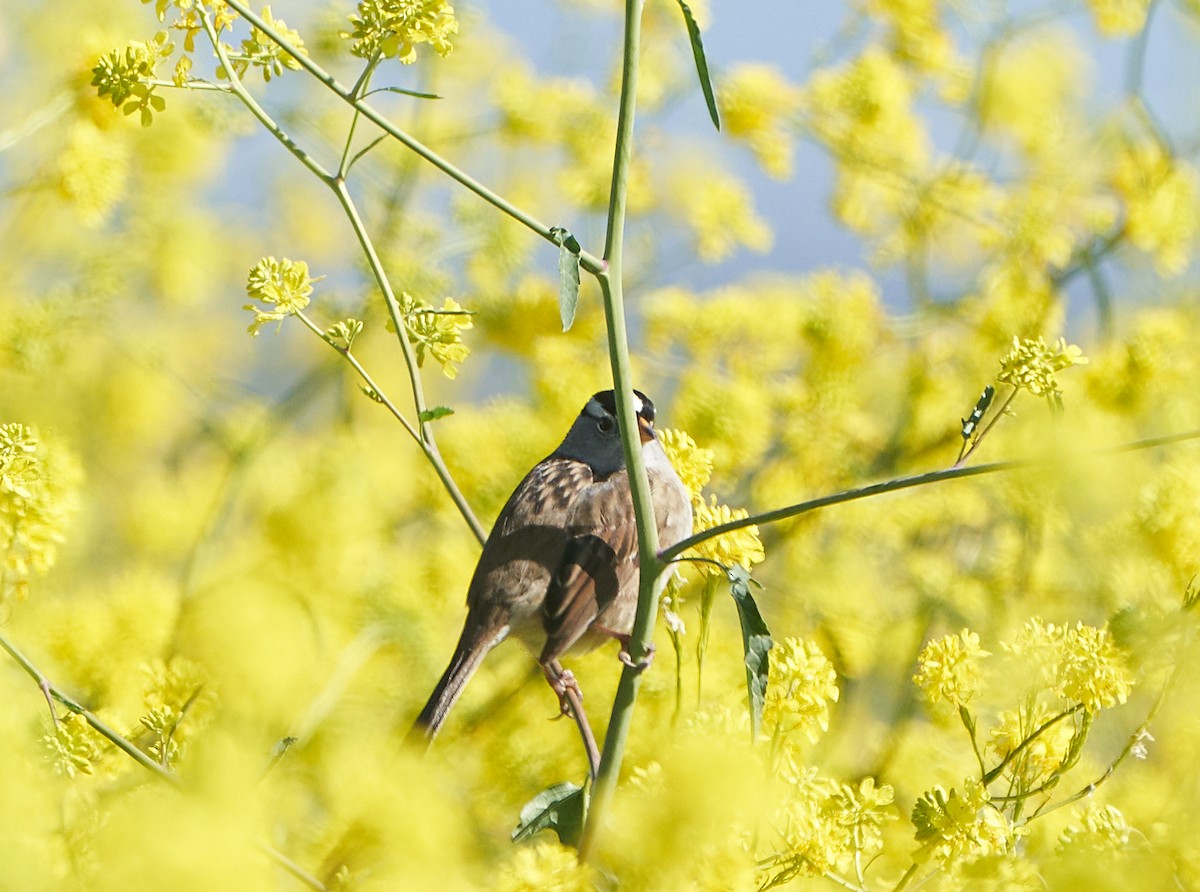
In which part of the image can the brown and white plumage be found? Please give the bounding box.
[409,389,692,741]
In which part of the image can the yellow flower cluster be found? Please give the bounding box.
[56,122,131,227]
[494,841,594,892]
[344,0,458,63]
[658,428,765,574]
[395,293,473,379]
[42,713,103,778]
[1004,618,1133,711]
[763,637,840,743]
[863,0,964,85]
[1112,140,1200,275]
[914,629,990,709]
[1058,803,1134,852]
[668,164,773,262]
[139,657,218,767]
[912,780,1011,866]
[718,63,802,179]
[987,703,1078,788]
[0,424,78,598]
[244,256,317,335]
[979,30,1085,161]
[91,32,173,125]
[996,336,1088,404]
[231,5,307,82]
[1086,0,1152,36]
[656,428,713,503]
[764,766,897,883]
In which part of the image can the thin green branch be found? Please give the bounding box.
[338,53,381,177]
[580,0,657,859]
[325,179,487,545]
[0,629,179,786]
[219,0,607,276]
[661,428,1200,563]
[199,10,484,545]
[260,843,330,891]
[983,704,1084,785]
[200,12,333,183]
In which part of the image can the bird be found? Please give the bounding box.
[408,389,693,764]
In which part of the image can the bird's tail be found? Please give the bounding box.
[407,619,508,744]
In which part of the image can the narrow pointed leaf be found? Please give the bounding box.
[728,566,772,738]
[550,227,582,332]
[418,406,454,423]
[675,0,720,130]
[374,86,443,100]
[512,782,587,847]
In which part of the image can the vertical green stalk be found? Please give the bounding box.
[580,0,660,859]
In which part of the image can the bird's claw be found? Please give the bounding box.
[618,642,655,672]
[546,667,582,719]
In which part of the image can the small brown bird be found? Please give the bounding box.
[409,390,692,757]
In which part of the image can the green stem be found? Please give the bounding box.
[338,54,381,177]
[219,0,606,275]
[202,10,485,545]
[579,0,653,859]
[326,180,487,545]
[201,13,332,182]
[0,629,179,785]
[661,427,1200,563]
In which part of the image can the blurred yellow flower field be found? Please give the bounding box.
[2,0,1200,888]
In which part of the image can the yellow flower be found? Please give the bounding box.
[719,63,802,180]
[863,0,963,82]
[804,45,929,174]
[494,841,594,892]
[913,629,990,709]
[343,0,458,63]
[657,428,714,502]
[690,496,765,571]
[1058,803,1135,852]
[979,29,1086,160]
[912,779,1011,866]
[1004,618,1134,711]
[231,5,308,82]
[244,256,318,334]
[42,713,102,778]
[56,122,130,226]
[996,335,1088,405]
[1112,140,1200,275]
[988,704,1078,787]
[395,293,473,379]
[669,165,773,262]
[0,424,79,596]
[763,638,840,743]
[1086,0,1152,36]
[1056,622,1132,711]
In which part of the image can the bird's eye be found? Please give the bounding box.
[597,415,616,434]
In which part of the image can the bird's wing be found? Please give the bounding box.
[539,470,640,663]
[464,458,592,617]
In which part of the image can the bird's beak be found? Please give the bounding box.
[637,415,656,444]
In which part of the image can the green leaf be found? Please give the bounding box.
[512,782,587,847]
[729,565,772,738]
[550,227,582,332]
[674,0,720,131]
[372,86,443,100]
[418,406,454,423]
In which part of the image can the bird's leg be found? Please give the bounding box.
[542,659,600,780]
[594,623,656,672]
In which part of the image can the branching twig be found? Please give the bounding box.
[0,629,179,785]
[660,428,1200,563]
